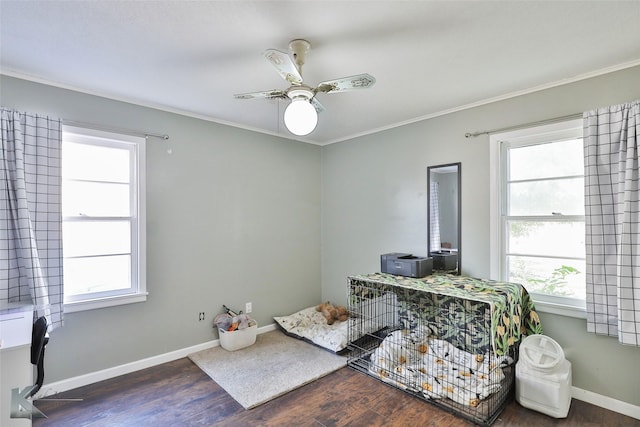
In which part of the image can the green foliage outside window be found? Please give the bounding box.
[513,264,580,296]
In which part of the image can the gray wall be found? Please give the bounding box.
[321,65,640,406]
[1,75,322,383]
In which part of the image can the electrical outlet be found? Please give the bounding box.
[198,312,205,321]
[245,302,252,314]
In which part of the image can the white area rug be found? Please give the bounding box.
[188,330,347,409]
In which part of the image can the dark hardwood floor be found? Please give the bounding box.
[33,357,638,427]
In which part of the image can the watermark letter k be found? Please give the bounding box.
[10,386,47,419]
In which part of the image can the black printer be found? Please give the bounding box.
[380,253,433,278]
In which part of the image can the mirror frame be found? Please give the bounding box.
[427,162,461,275]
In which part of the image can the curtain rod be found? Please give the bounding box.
[464,113,583,139]
[63,119,169,141]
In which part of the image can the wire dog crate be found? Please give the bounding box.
[347,273,540,426]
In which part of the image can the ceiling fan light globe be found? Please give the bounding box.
[284,98,318,136]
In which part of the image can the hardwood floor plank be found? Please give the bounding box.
[33,357,639,427]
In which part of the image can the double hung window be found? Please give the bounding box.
[62,126,146,312]
[490,120,585,316]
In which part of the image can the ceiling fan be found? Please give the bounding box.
[233,39,376,136]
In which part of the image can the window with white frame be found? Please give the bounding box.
[490,119,586,317]
[61,126,146,312]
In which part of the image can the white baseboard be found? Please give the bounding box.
[35,323,638,422]
[35,323,277,399]
[572,386,640,420]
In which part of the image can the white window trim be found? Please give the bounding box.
[62,125,147,312]
[489,119,586,318]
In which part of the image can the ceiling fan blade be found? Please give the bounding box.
[310,97,326,114]
[234,89,287,100]
[316,73,376,94]
[263,49,303,85]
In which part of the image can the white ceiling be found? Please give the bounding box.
[1,1,639,145]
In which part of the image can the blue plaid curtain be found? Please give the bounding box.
[1,108,64,330]
[584,100,640,346]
